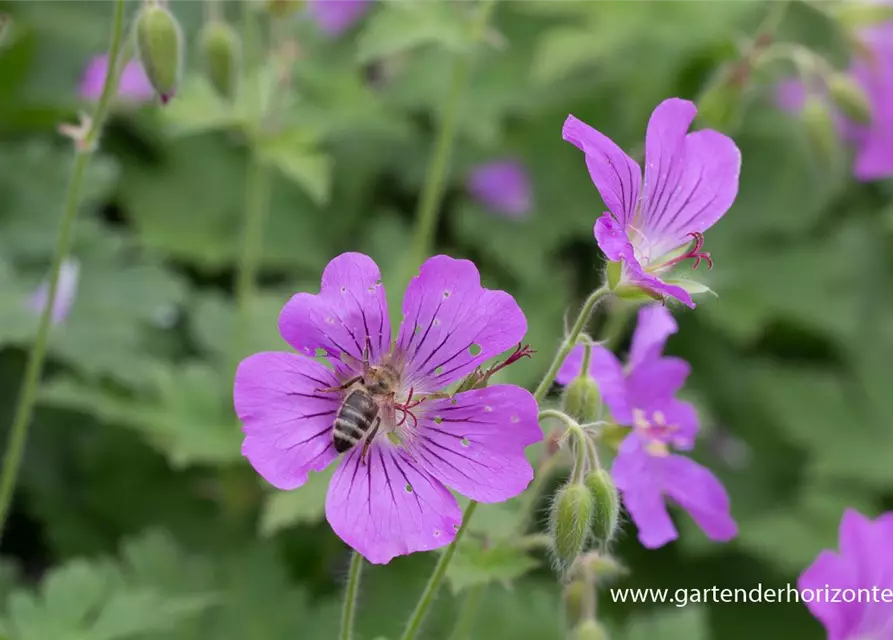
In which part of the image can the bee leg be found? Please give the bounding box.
[315,375,362,394]
[360,417,382,466]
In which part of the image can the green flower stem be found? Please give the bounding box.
[0,0,127,542]
[447,582,486,640]
[400,501,478,640]
[339,551,364,640]
[405,0,497,275]
[532,287,611,403]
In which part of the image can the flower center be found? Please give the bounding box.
[632,408,680,457]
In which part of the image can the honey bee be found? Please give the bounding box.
[316,344,402,464]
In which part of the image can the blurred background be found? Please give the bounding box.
[0,1,891,638]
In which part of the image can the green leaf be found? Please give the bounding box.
[256,126,332,205]
[159,73,243,137]
[355,0,474,64]
[445,539,539,594]
[531,26,603,85]
[258,467,334,536]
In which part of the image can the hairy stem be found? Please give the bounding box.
[339,551,364,640]
[0,0,127,542]
[405,0,497,275]
[400,501,478,640]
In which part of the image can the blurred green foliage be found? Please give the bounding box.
[0,1,891,639]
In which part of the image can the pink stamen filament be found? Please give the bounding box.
[661,232,713,270]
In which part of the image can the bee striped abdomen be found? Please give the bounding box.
[333,390,379,453]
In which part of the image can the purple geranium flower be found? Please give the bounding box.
[558,304,736,548]
[467,160,533,219]
[776,25,893,181]
[79,54,154,103]
[234,252,542,564]
[562,98,741,308]
[798,509,893,639]
[26,258,80,325]
[307,0,373,36]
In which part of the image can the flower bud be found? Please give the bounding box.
[135,4,183,103]
[694,68,744,134]
[584,469,620,548]
[0,14,11,48]
[266,0,306,17]
[826,73,871,125]
[801,95,838,163]
[199,21,241,101]
[562,375,602,423]
[831,1,893,29]
[572,620,609,640]
[563,579,586,625]
[549,483,594,572]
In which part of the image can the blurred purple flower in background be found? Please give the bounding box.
[776,25,893,181]
[559,305,737,548]
[234,252,541,564]
[79,54,154,103]
[466,160,533,219]
[307,0,373,37]
[798,508,893,639]
[26,258,80,325]
[563,98,741,308]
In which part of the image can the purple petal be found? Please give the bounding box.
[325,441,461,564]
[308,0,372,36]
[235,352,342,490]
[640,98,741,259]
[626,356,690,409]
[593,216,695,308]
[278,252,391,371]
[775,79,807,113]
[660,398,700,450]
[660,454,737,543]
[611,434,679,548]
[850,28,893,181]
[587,345,631,424]
[556,344,586,385]
[562,115,642,225]
[79,55,154,102]
[627,304,677,370]
[798,550,860,640]
[395,255,526,391]
[466,160,532,218]
[409,385,541,503]
[27,258,80,325]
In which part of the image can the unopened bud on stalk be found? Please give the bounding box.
[826,73,871,125]
[562,579,586,625]
[584,469,620,548]
[199,20,241,101]
[562,376,602,424]
[549,483,594,572]
[266,0,306,17]
[135,3,183,103]
[695,67,745,133]
[0,14,11,48]
[802,95,838,163]
[572,619,609,640]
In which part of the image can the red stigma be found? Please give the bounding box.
[664,232,713,271]
[485,343,535,379]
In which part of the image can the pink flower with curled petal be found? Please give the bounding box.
[558,304,737,548]
[308,0,373,37]
[467,160,533,219]
[776,24,893,182]
[234,252,541,564]
[79,54,154,103]
[562,98,742,308]
[26,258,80,325]
[798,509,893,639]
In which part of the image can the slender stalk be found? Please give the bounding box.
[339,551,364,640]
[405,0,497,273]
[532,287,611,403]
[400,501,478,640]
[0,0,127,542]
[447,583,486,640]
[514,453,561,535]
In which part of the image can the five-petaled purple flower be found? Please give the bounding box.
[467,160,533,219]
[308,0,373,37]
[562,98,741,308]
[798,508,893,639]
[776,24,893,181]
[557,304,737,548]
[234,252,542,564]
[26,258,80,325]
[79,54,154,103]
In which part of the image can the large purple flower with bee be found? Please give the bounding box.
[234,252,541,564]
